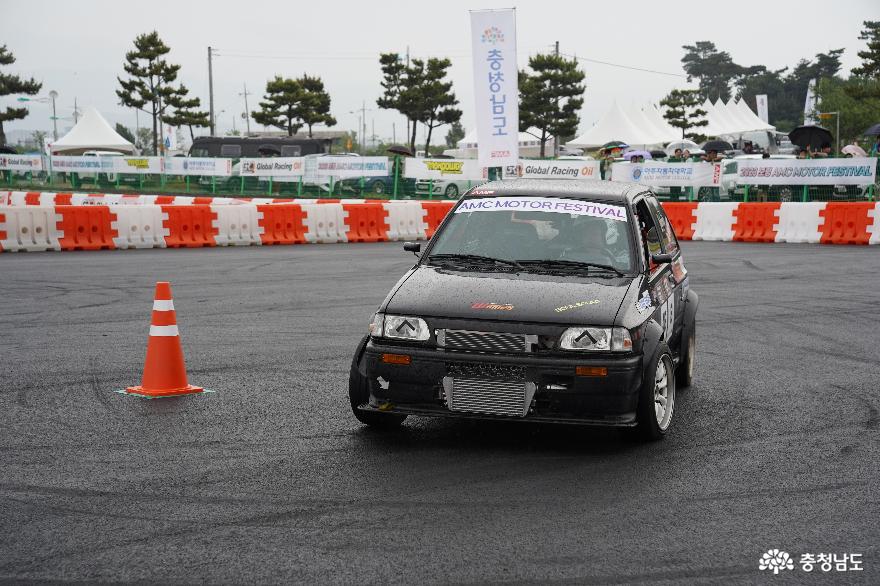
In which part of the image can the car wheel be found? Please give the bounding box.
[675,325,695,388]
[636,342,675,441]
[370,180,386,195]
[444,183,459,198]
[348,347,406,428]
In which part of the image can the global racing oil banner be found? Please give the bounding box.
[454,196,627,222]
[50,156,164,174]
[164,157,233,177]
[308,156,389,179]
[470,9,519,171]
[735,157,877,185]
[239,157,305,177]
[404,158,483,181]
[518,159,601,180]
[612,161,721,186]
[0,154,45,172]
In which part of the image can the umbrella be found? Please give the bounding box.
[788,126,833,149]
[841,144,867,157]
[664,139,700,155]
[386,144,414,157]
[862,123,880,136]
[650,150,668,159]
[601,140,629,151]
[702,140,733,152]
[623,150,652,161]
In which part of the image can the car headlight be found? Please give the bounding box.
[559,327,632,352]
[370,313,430,341]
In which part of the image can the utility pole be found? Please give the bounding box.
[208,46,215,136]
[392,122,396,145]
[405,47,410,145]
[240,82,252,135]
[73,98,79,124]
[362,100,367,152]
[372,119,375,149]
[49,90,58,141]
[554,41,560,157]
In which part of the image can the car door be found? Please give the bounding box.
[644,195,687,344]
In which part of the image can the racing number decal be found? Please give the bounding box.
[659,295,675,341]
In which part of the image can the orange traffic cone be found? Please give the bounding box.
[121,281,206,398]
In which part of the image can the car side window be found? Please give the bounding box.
[220,145,241,157]
[635,199,662,266]
[646,197,680,256]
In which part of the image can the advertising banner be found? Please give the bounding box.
[454,196,627,222]
[239,157,305,177]
[470,8,519,171]
[736,157,877,186]
[612,162,721,186]
[0,154,45,172]
[51,156,163,174]
[164,157,233,177]
[310,156,389,178]
[755,94,769,123]
[404,158,483,180]
[518,159,601,180]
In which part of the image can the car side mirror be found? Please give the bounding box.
[651,253,674,265]
[403,242,421,256]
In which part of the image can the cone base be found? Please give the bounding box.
[121,384,206,398]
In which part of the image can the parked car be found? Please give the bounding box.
[348,179,698,440]
[414,177,485,198]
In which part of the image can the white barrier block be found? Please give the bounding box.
[868,202,880,246]
[302,203,347,243]
[0,191,11,206]
[383,201,428,241]
[212,204,262,246]
[110,205,167,249]
[0,206,63,251]
[691,203,739,241]
[7,191,29,206]
[773,202,826,243]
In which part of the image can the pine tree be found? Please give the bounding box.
[294,75,336,138]
[116,31,189,155]
[377,53,425,153]
[445,120,465,148]
[252,77,305,136]
[660,89,708,142]
[852,21,880,78]
[163,90,210,141]
[519,53,585,157]
[0,45,42,146]
[416,58,461,153]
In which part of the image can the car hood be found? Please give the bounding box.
[384,265,635,325]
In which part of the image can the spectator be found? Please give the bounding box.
[812,143,832,158]
[702,149,722,162]
[797,148,810,159]
[682,149,692,161]
[669,148,684,162]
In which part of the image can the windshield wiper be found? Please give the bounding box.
[427,253,523,271]
[515,259,625,277]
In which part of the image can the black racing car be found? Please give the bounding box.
[348,179,697,440]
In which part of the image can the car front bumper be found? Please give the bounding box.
[361,339,644,426]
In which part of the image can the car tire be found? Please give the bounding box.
[675,325,695,388]
[444,183,459,198]
[348,348,406,428]
[370,180,386,195]
[636,342,676,441]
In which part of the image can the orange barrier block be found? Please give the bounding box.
[54,193,72,205]
[24,192,43,205]
[154,195,176,205]
[660,202,698,241]
[192,197,216,205]
[421,201,456,239]
[55,205,118,250]
[344,203,389,242]
[732,203,781,242]
[316,199,341,204]
[161,205,218,248]
[257,204,307,244]
[819,202,874,245]
[0,210,5,252]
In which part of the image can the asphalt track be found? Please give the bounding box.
[0,241,878,585]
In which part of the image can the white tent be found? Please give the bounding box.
[627,103,679,144]
[733,99,774,132]
[51,107,135,155]
[646,104,681,138]
[567,102,663,149]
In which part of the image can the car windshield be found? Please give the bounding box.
[427,195,634,274]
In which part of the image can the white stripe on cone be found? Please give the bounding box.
[150,325,179,337]
[152,300,175,311]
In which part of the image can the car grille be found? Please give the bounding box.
[446,378,533,417]
[440,329,527,354]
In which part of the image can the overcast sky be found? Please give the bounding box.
[2,0,876,144]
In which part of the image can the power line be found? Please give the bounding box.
[560,52,686,78]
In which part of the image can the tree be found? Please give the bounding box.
[30,130,47,150]
[852,21,880,78]
[294,74,336,138]
[681,42,743,101]
[115,123,136,145]
[252,76,305,136]
[445,120,465,148]
[163,90,210,141]
[415,58,461,153]
[816,77,880,147]
[519,53,585,157]
[116,31,189,155]
[135,127,154,154]
[0,45,42,146]
[377,52,425,153]
[660,89,708,142]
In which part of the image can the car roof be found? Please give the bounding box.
[465,178,647,203]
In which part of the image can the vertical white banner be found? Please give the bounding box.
[755,94,769,123]
[470,8,519,171]
[803,79,817,126]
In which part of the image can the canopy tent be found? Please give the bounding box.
[50,107,135,155]
[733,99,774,132]
[622,103,679,145]
[567,102,666,149]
